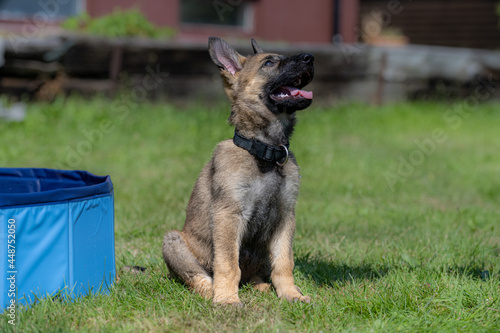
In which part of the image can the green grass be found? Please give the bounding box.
[1,96,499,332]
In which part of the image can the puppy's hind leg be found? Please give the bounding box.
[249,276,272,292]
[163,230,213,299]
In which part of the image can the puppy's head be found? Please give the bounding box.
[208,37,314,114]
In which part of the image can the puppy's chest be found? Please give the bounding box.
[238,171,299,241]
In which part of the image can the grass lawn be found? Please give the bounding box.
[1,96,499,332]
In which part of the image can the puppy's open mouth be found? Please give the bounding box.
[270,73,313,102]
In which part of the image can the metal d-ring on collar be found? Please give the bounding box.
[276,144,289,166]
[233,130,290,167]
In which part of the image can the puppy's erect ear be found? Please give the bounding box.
[251,39,264,54]
[208,37,245,76]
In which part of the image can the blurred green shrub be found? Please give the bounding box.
[61,8,176,39]
[497,2,500,27]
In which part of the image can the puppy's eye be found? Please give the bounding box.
[264,60,275,67]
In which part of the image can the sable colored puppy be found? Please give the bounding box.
[163,37,314,306]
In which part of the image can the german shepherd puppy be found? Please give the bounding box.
[163,37,314,306]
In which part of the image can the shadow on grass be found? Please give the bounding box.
[294,254,390,287]
[295,253,497,287]
[446,265,495,281]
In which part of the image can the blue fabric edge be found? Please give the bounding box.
[0,168,113,208]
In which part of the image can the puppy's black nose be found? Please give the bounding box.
[300,53,314,64]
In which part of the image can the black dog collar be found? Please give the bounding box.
[233,131,290,166]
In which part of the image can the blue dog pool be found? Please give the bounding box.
[0,168,115,310]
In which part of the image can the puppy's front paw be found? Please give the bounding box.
[280,293,311,303]
[213,294,244,307]
[278,286,311,303]
[292,295,311,303]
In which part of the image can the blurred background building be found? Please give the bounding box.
[0,0,499,102]
[1,0,499,48]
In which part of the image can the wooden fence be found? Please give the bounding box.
[0,34,499,104]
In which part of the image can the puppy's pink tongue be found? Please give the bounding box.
[288,87,313,99]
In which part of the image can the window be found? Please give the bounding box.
[0,0,83,19]
[180,0,252,28]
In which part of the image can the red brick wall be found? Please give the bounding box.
[338,0,360,43]
[253,0,333,43]
[85,0,361,44]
